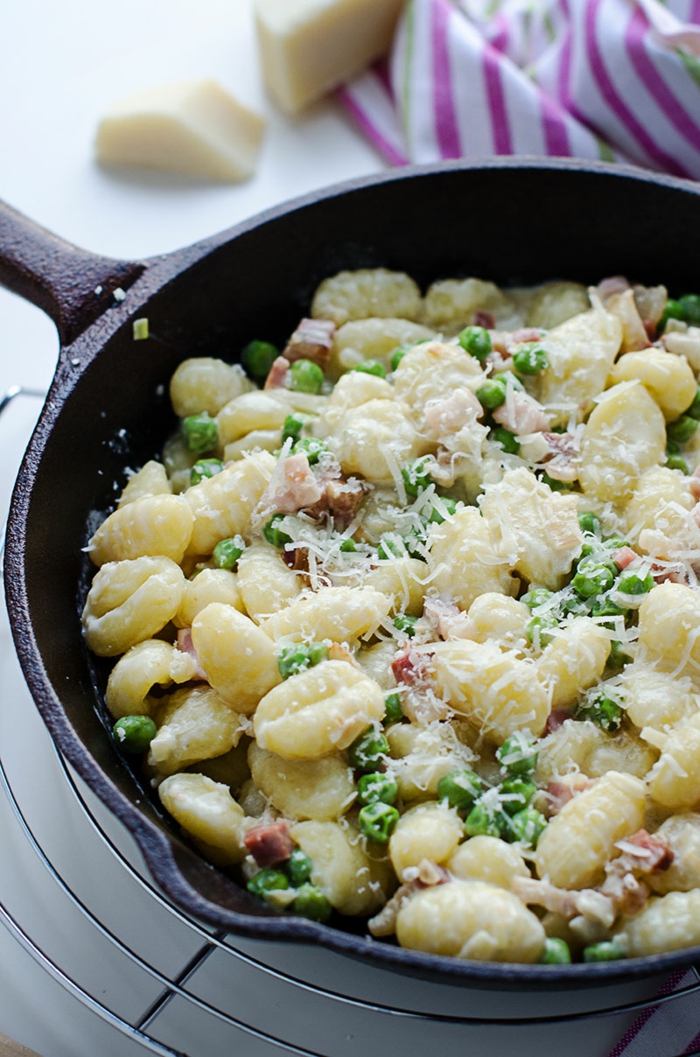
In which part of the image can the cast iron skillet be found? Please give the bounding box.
[3,157,700,988]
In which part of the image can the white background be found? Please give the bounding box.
[0,1,678,1054]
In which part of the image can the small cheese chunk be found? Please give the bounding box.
[95,80,265,182]
[255,0,407,113]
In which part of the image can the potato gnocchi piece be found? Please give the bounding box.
[158,772,249,866]
[480,468,583,591]
[106,638,196,718]
[174,568,245,628]
[607,348,696,421]
[466,593,530,646]
[446,835,530,889]
[421,278,513,332]
[327,397,431,484]
[396,880,545,963]
[392,342,484,416]
[331,317,433,376]
[537,618,610,709]
[355,641,398,690]
[535,771,646,889]
[644,713,700,810]
[149,685,244,776]
[184,450,275,556]
[170,357,254,418]
[224,429,281,461]
[82,556,185,657]
[361,557,426,617]
[619,664,699,732]
[253,660,385,760]
[162,432,199,493]
[191,602,281,713]
[579,382,666,503]
[311,268,422,326]
[432,639,550,744]
[117,461,172,507]
[236,542,303,622]
[624,465,694,545]
[290,820,394,915]
[260,585,391,645]
[248,742,356,821]
[584,729,658,781]
[646,814,700,895]
[426,506,517,612]
[637,583,700,678]
[88,494,194,567]
[216,390,292,446]
[386,721,476,803]
[388,801,464,881]
[615,889,700,957]
[525,281,590,330]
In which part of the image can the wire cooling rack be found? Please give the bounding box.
[1,386,700,1057]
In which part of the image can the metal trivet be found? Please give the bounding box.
[1,385,699,1057]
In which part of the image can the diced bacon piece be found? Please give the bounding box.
[262,453,322,514]
[282,317,335,369]
[423,598,475,640]
[492,390,550,435]
[545,708,573,735]
[690,468,700,500]
[611,545,639,570]
[614,830,674,874]
[391,646,434,686]
[473,310,495,329]
[546,775,596,813]
[596,276,630,302]
[693,503,700,529]
[325,477,365,526]
[263,355,291,390]
[512,877,615,927]
[425,387,483,436]
[244,820,295,867]
[176,628,207,680]
[509,327,544,346]
[486,335,510,360]
[540,431,580,483]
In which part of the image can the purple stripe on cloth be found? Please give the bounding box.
[607,969,692,1056]
[584,0,690,176]
[432,0,462,158]
[336,84,409,166]
[626,6,700,152]
[540,89,571,155]
[692,0,700,24]
[556,0,591,129]
[374,57,394,99]
[685,1029,700,1056]
[491,12,510,53]
[482,43,513,153]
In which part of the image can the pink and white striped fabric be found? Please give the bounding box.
[609,968,700,1056]
[338,0,700,179]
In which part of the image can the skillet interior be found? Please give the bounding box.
[7,158,700,988]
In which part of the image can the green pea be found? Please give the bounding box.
[512,342,549,375]
[458,325,492,362]
[572,562,615,599]
[283,849,313,887]
[607,640,632,670]
[679,293,700,325]
[190,458,224,486]
[491,426,520,455]
[582,941,626,963]
[507,807,547,846]
[293,884,332,923]
[358,802,400,843]
[212,536,245,570]
[660,298,687,330]
[347,728,389,773]
[293,437,327,465]
[496,734,538,776]
[384,691,404,724]
[289,358,324,394]
[476,379,507,409]
[521,587,554,609]
[339,537,357,553]
[428,497,458,524]
[499,777,537,816]
[181,412,219,454]
[357,772,399,806]
[282,413,305,443]
[402,457,433,497]
[113,715,157,754]
[394,614,417,638]
[578,512,601,535]
[686,387,700,421]
[437,769,483,812]
[377,535,403,560]
[616,570,654,595]
[667,454,689,473]
[278,643,312,679]
[667,415,699,444]
[352,359,386,378]
[247,867,289,899]
[526,614,559,647]
[307,641,330,666]
[390,346,408,371]
[574,693,623,732]
[493,371,523,392]
[560,594,588,617]
[463,803,505,839]
[590,596,627,618]
[602,536,630,551]
[540,938,572,964]
[241,339,279,379]
[263,515,292,549]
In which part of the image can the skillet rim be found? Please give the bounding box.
[6,155,700,988]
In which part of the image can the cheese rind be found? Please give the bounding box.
[95,80,266,182]
[255,0,407,114]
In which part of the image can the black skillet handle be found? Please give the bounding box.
[0,199,145,347]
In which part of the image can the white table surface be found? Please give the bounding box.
[0,2,680,1054]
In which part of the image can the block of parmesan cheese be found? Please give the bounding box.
[95,80,266,183]
[255,0,407,114]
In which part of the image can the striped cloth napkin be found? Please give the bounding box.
[338,0,700,178]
